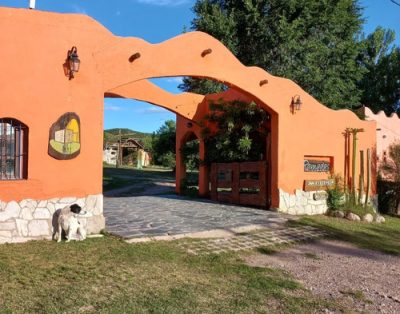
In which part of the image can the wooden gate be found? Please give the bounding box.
[210,161,268,208]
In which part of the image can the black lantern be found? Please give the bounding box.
[68,46,80,79]
[292,95,302,111]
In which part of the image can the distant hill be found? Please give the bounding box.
[105,128,151,138]
[104,128,153,149]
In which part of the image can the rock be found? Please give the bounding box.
[24,199,37,210]
[19,207,34,220]
[0,201,21,222]
[28,220,50,237]
[334,210,345,218]
[346,212,361,221]
[15,219,29,237]
[1,201,7,211]
[59,197,77,205]
[93,195,103,215]
[362,213,374,223]
[47,202,56,214]
[85,195,98,212]
[0,221,16,230]
[86,215,105,234]
[0,230,12,238]
[33,208,51,219]
[375,215,386,223]
[37,200,48,208]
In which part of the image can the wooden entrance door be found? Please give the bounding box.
[210,161,268,208]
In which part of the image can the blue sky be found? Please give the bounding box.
[1,0,399,133]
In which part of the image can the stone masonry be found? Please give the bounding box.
[278,189,328,215]
[0,194,105,244]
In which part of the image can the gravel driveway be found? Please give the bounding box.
[245,240,400,313]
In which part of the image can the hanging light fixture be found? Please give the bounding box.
[292,95,302,112]
[68,46,80,80]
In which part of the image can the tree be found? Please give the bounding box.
[201,100,268,164]
[357,27,400,115]
[152,120,176,169]
[182,0,364,110]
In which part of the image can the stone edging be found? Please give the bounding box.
[0,194,105,244]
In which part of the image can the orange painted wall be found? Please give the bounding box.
[0,9,107,201]
[0,7,377,207]
[363,107,400,161]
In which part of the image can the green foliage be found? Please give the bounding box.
[157,151,176,169]
[357,27,400,115]
[379,142,400,215]
[152,120,176,169]
[180,178,199,198]
[326,175,345,211]
[182,139,200,171]
[184,0,365,109]
[201,100,268,163]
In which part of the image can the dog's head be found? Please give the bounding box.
[70,204,82,215]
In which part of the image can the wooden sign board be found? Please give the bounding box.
[304,179,334,191]
[304,159,331,172]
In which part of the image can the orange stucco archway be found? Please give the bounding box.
[0,7,378,244]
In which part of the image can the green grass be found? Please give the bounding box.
[0,236,343,313]
[289,215,400,255]
[103,165,175,192]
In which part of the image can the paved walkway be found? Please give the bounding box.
[179,226,327,255]
[104,195,288,239]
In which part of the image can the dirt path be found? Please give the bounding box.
[244,240,400,313]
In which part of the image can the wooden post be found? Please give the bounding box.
[349,128,364,205]
[116,129,122,168]
[351,130,357,204]
[358,150,364,205]
[365,148,371,209]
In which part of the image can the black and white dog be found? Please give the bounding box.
[56,204,87,242]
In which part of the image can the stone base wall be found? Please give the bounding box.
[278,189,328,215]
[0,194,105,244]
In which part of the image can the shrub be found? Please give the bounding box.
[326,175,345,211]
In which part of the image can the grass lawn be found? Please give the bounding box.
[290,215,400,255]
[103,165,175,192]
[0,236,341,313]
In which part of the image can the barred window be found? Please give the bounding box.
[0,118,28,180]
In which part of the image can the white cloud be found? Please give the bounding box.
[165,77,184,84]
[136,0,190,6]
[142,106,169,114]
[104,104,122,111]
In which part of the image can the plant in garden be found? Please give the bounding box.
[327,174,345,211]
[380,142,400,215]
[201,100,268,164]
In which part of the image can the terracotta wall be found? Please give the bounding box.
[0,8,107,202]
[363,107,400,161]
[0,7,377,210]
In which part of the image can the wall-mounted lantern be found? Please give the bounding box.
[68,46,80,80]
[292,95,302,112]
